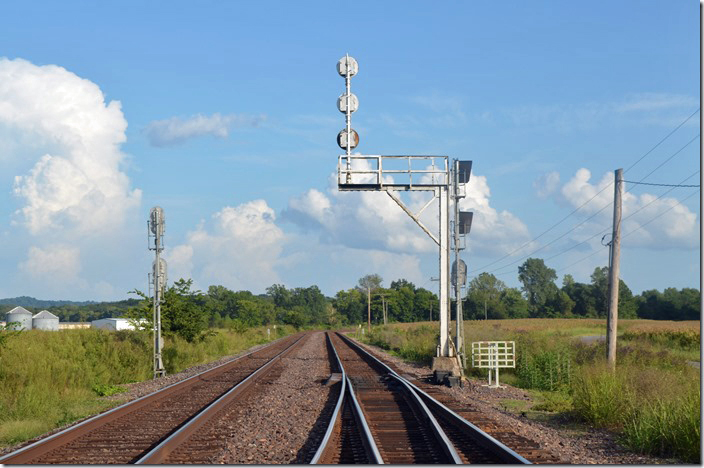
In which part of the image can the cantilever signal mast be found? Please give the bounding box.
[148,206,167,378]
[334,55,473,385]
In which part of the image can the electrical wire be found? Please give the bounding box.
[628,134,699,184]
[623,108,699,174]
[470,109,699,277]
[556,188,700,274]
[621,189,700,241]
[623,181,700,188]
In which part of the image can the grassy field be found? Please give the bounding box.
[0,325,293,448]
[363,318,700,463]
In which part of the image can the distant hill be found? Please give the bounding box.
[0,296,96,309]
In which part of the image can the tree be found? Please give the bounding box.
[563,281,598,317]
[518,258,558,315]
[545,290,575,317]
[590,267,609,316]
[128,278,208,343]
[333,289,366,325]
[414,288,438,322]
[466,273,506,320]
[500,287,529,318]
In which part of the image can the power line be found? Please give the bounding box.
[623,108,700,174]
[555,173,700,275]
[621,189,700,241]
[484,200,613,277]
[623,180,700,188]
[556,188,700,274]
[621,171,700,224]
[471,168,699,283]
[472,184,613,272]
[471,108,699,276]
[629,134,699,184]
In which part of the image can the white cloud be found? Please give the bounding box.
[458,174,533,256]
[0,57,141,235]
[19,245,81,281]
[614,93,698,113]
[145,112,265,147]
[167,200,285,292]
[557,168,698,249]
[283,163,532,258]
[501,93,698,132]
[534,171,560,198]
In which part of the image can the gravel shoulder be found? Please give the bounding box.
[351,337,676,465]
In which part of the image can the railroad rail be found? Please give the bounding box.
[0,333,305,464]
[310,333,382,464]
[312,334,530,464]
[348,336,563,464]
[316,332,531,464]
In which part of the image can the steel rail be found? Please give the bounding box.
[335,333,461,464]
[135,334,306,464]
[0,334,300,465]
[310,333,382,464]
[337,332,531,464]
[412,384,532,464]
[344,374,384,463]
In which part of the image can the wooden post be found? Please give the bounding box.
[367,287,371,332]
[606,168,623,369]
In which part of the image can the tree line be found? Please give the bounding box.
[1,256,697,343]
[465,257,699,321]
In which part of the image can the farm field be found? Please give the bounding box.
[361,318,701,463]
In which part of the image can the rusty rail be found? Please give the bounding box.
[135,334,305,464]
[310,333,382,464]
[0,334,303,464]
[336,332,531,464]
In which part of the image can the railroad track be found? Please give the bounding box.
[0,333,306,464]
[312,332,531,464]
[348,337,563,464]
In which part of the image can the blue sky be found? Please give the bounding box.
[0,1,699,301]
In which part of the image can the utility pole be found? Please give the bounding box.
[606,168,623,370]
[367,286,371,333]
[379,293,388,325]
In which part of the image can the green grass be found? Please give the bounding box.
[0,325,293,448]
[362,318,700,463]
[364,324,437,365]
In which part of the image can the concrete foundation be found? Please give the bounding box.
[431,356,463,387]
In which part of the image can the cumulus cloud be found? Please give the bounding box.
[145,112,265,147]
[283,162,532,257]
[167,200,285,292]
[19,245,81,281]
[0,57,141,235]
[534,171,560,198]
[558,168,698,249]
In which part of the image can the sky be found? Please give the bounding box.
[0,1,699,301]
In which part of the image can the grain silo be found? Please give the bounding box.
[32,310,59,331]
[5,306,33,331]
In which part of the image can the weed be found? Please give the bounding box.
[91,384,127,397]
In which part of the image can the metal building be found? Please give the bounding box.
[32,310,59,331]
[5,306,33,331]
[91,318,140,331]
